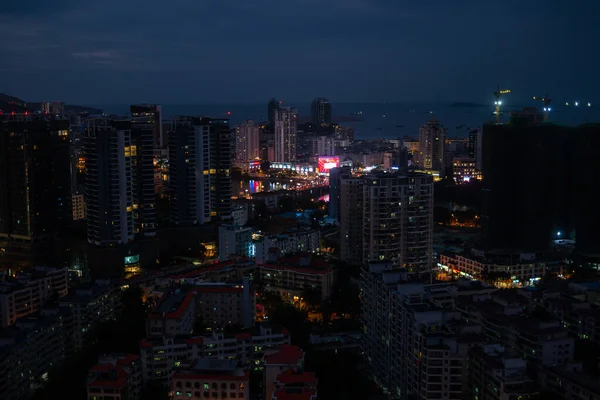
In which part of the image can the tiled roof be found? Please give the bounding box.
[272,388,317,400]
[148,292,195,320]
[171,260,241,280]
[87,367,128,389]
[275,369,317,384]
[192,286,243,294]
[116,354,140,367]
[264,345,304,365]
[171,371,249,381]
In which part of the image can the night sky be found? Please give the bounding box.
[1,0,598,104]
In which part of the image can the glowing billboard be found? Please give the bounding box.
[318,156,340,174]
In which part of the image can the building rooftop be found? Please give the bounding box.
[139,323,290,349]
[272,387,317,400]
[148,291,194,320]
[261,254,333,275]
[172,358,248,381]
[275,369,317,385]
[169,260,253,281]
[264,345,304,365]
[87,366,129,389]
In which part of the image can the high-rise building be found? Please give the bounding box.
[130,114,157,238]
[218,224,253,261]
[72,193,86,221]
[328,166,351,222]
[274,107,297,163]
[169,117,232,225]
[131,104,163,148]
[0,113,71,265]
[267,98,281,125]
[468,128,483,170]
[482,120,600,257]
[452,157,481,185]
[83,119,135,246]
[312,135,335,158]
[311,97,332,126]
[362,173,434,273]
[235,120,260,161]
[360,266,487,398]
[417,119,446,175]
[339,176,364,265]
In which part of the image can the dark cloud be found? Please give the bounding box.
[1,0,75,16]
[0,0,599,103]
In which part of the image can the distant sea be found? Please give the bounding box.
[91,102,600,140]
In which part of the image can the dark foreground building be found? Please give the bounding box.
[482,117,600,259]
[0,113,71,269]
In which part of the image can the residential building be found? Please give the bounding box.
[417,119,446,176]
[311,97,332,126]
[268,98,281,125]
[467,344,538,400]
[438,249,565,286]
[219,225,253,261]
[334,125,354,142]
[361,264,491,398]
[541,362,600,400]
[235,120,260,161]
[254,229,320,264]
[147,291,196,338]
[455,291,575,368]
[140,324,290,385]
[264,345,305,400]
[231,200,251,227]
[274,107,297,163]
[72,192,86,220]
[272,369,318,400]
[148,280,255,335]
[0,267,68,327]
[131,104,163,148]
[83,118,135,246]
[166,260,256,287]
[0,307,73,400]
[193,281,255,329]
[328,166,351,222]
[87,354,142,400]
[481,121,600,256]
[544,281,600,341]
[339,175,364,265]
[403,138,419,156]
[0,113,71,266]
[452,157,481,185]
[171,359,249,400]
[468,128,482,170]
[362,173,434,273]
[58,280,121,350]
[259,253,335,300]
[312,135,335,157]
[130,110,158,238]
[168,117,232,225]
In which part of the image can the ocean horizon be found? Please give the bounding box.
[91,102,600,140]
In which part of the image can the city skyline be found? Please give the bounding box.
[2,1,599,104]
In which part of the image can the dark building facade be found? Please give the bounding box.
[169,117,232,226]
[267,98,280,125]
[83,119,135,246]
[0,113,71,267]
[328,166,351,221]
[131,104,163,148]
[311,97,332,126]
[482,118,600,256]
[83,117,157,247]
[130,117,157,239]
